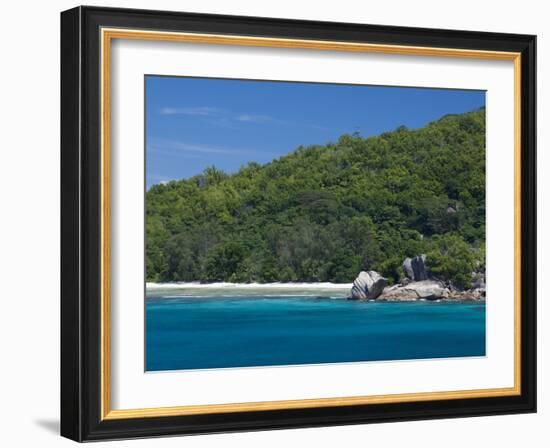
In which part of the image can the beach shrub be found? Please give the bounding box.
[427,234,477,289]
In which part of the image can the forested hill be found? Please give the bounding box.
[146,107,486,287]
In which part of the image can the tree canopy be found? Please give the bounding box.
[146,107,485,288]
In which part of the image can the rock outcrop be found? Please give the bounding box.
[472,274,486,289]
[350,271,388,300]
[349,254,485,302]
[402,254,429,281]
[379,280,449,301]
[446,288,486,300]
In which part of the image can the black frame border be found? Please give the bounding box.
[61,5,536,442]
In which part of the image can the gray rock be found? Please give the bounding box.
[473,288,486,299]
[447,288,486,300]
[411,255,429,281]
[406,280,447,299]
[379,284,418,301]
[402,254,429,281]
[379,280,448,301]
[402,258,414,280]
[472,274,486,289]
[350,271,388,300]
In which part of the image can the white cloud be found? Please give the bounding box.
[235,114,274,123]
[148,138,273,158]
[146,174,177,187]
[159,106,278,126]
[159,106,221,116]
[158,106,326,130]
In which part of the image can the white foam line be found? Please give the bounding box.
[146,282,353,290]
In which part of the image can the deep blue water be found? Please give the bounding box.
[145,296,486,371]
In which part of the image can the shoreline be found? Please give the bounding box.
[145,296,485,303]
[146,281,353,290]
[146,282,351,299]
[145,282,485,302]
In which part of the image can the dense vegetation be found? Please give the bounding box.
[146,108,485,288]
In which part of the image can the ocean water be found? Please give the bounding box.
[145,292,486,371]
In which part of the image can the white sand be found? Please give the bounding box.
[146,282,352,298]
[146,281,352,290]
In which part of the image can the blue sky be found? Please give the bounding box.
[146,76,485,188]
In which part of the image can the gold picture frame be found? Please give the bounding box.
[61,6,536,442]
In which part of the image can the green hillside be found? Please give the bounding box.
[146,107,486,287]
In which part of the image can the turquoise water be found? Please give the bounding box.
[145,295,486,371]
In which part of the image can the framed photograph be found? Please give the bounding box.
[61,6,536,442]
